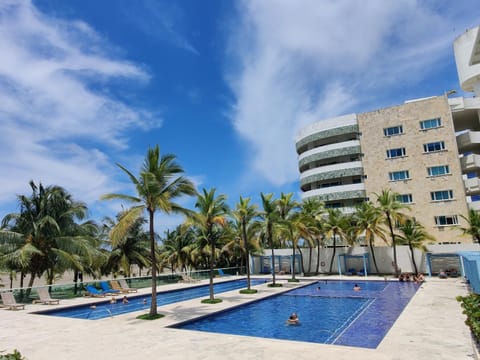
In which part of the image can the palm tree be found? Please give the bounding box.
[459,209,480,243]
[397,219,434,274]
[298,199,324,274]
[102,215,150,277]
[258,193,281,286]
[1,181,100,291]
[353,201,387,274]
[159,225,196,273]
[231,196,258,291]
[187,188,229,302]
[102,145,196,317]
[323,209,346,274]
[375,189,410,276]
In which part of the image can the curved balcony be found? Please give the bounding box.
[301,183,366,202]
[457,131,480,153]
[298,140,361,169]
[300,161,363,188]
[461,154,480,173]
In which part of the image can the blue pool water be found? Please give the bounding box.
[174,280,419,348]
[36,279,266,320]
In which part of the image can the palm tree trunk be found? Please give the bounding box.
[242,219,251,290]
[387,213,399,276]
[149,209,158,316]
[408,243,418,274]
[369,239,380,274]
[209,236,215,300]
[292,241,296,280]
[307,244,313,274]
[26,273,35,297]
[268,224,276,285]
[328,231,337,274]
[316,238,321,275]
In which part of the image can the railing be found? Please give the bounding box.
[0,267,243,303]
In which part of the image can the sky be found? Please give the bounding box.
[0,0,478,233]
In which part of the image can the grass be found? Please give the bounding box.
[239,289,258,294]
[136,313,165,320]
[268,283,283,288]
[288,279,300,282]
[201,298,223,304]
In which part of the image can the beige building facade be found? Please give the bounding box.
[358,96,469,244]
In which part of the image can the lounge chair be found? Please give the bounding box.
[0,292,25,310]
[345,268,356,276]
[99,281,121,294]
[118,279,138,293]
[357,269,366,276]
[217,269,229,277]
[34,287,60,305]
[84,285,108,297]
[109,280,130,293]
[180,274,200,283]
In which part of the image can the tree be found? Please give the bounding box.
[323,209,346,274]
[102,145,196,317]
[459,209,480,243]
[397,219,434,274]
[375,189,410,276]
[159,226,196,273]
[353,201,387,273]
[298,198,324,274]
[231,196,258,291]
[102,215,150,277]
[258,193,281,286]
[1,181,100,291]
[187,188,229,302]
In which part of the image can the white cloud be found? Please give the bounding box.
[0,0,160,212]
[226,0,477,186]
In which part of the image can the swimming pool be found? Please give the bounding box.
[174,280,419,348]
[36,278,266,320]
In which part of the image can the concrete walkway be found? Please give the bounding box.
[0,276,476,360]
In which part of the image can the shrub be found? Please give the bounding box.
[0,349,26,360]
[457,293,480,342]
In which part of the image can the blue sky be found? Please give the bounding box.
[0,0,478,231]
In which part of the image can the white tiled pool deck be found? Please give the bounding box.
[0,276,476,360]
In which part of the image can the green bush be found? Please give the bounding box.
[457,293,480,342]
[0,349,26,360]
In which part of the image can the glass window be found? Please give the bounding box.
[420,118,442,130]
[423,141,445,153]
[386,148,406,158]
[384,125,403,136]
[397,194,413,203]
[389,170,409,181]
[431,190,453,201]
[427,165,450,176]
[434,215,458,226]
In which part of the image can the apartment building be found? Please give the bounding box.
[296,25,480,244]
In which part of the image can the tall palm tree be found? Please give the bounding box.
[323,209,346,274]
[375,189,410,276]
[187,188,229,302]
[299,199,324,274]
[353,201,387,274]
[231,196,258,291]
[102,145,196,317]
[397,219,434,274]
[459,209,480,243]
[159,225,196,273]
[258,193,281,286]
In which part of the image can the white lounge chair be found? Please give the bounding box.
[180,274,200,283]
[1,292,25,310]
[34,288,60,305]
[118,279,138,293]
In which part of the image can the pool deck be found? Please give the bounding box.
[0,276,476,360]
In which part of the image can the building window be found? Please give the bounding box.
[431,190,453,201]
[423,141,445,153]
[389,170,410,181]
[386,147,406,159]
[434,215,458,226]
[397,194,413,204]
[384,125,403,137]
[420,118,442,130]
[427,165,450,176]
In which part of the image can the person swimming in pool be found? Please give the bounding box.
[286,312,300,325]
[353,284,361,291]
